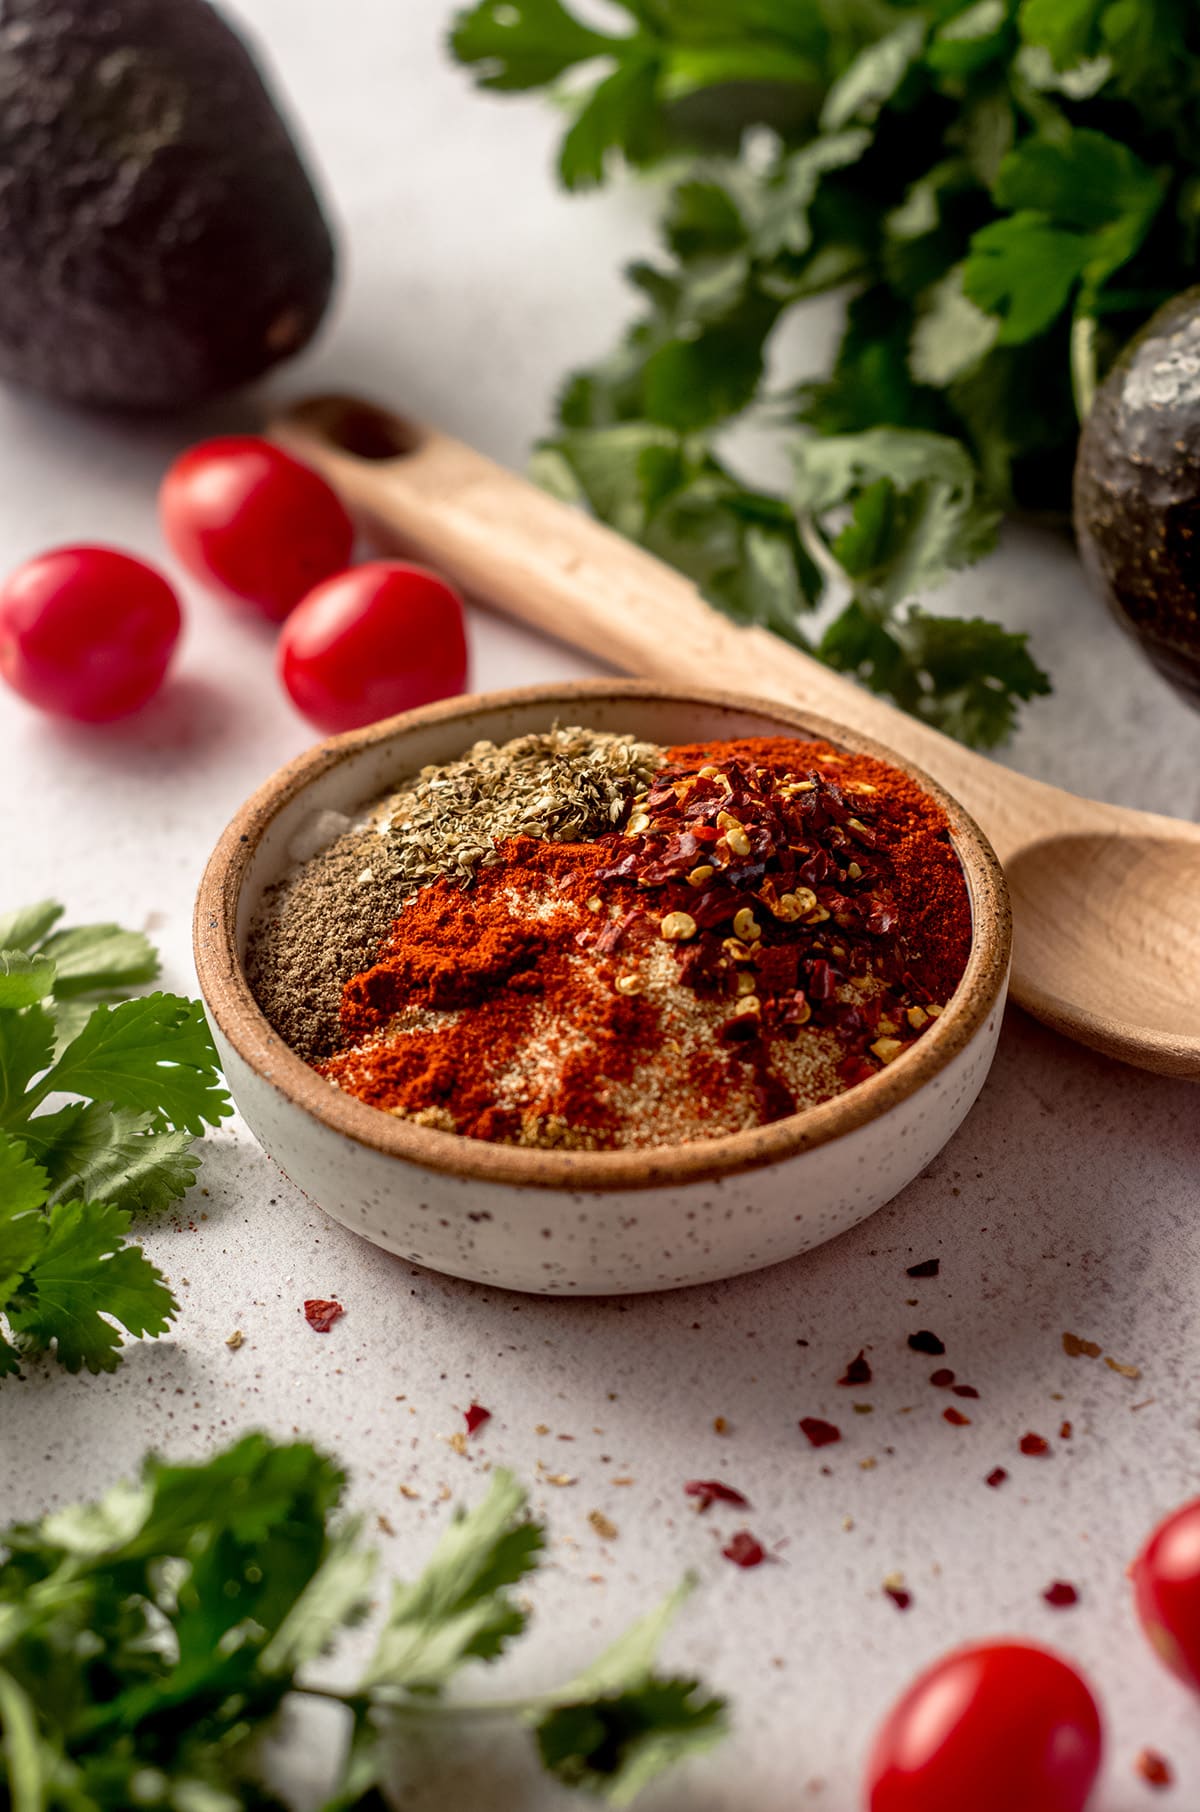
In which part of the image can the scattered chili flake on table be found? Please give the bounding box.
[685,1479,750,1511]
[838,1351,872,1386]
[1060,1420,1073,1440]
[303,1298,344,1333]
[800,1416,842,1448]
[943,1407,972,1427]
[906,1258,940,1278]
[464,1402,491,1434]
[953,1384,980,1399]
[1106,1356,1142,1379]
[1043,1580,1079,1608]
[1020,1432,1050,1456]
[908,1330,946,1356]
[1135,1749,1174,1788]
[930,1367,955,1387]
[985,1467,1008,1488]
[884,1583,913,1611]
[723,1530,767,1568]
[1063,1332,1102,1359]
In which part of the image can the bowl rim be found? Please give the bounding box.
[194,679,1011,1193]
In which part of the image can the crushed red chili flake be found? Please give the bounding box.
[943,1406,972,1426]
[303,1298,344,1333]
[1043,1581,1079,1609]
[1020,1432,1050,1456]
[930,1368,955,1388]
[838,1351,872,1387]
[952,1384,980,1399]
[1063,1332,1102,1359]
[685,1479,750,1511]
[884,1585,913,1610]
[907,1258,940,1278]
[908,1330,946,1356]
[1059,1420,1073,1440]
[985,1467,1009,1488]
[723,1530,767,1568]
[1135,1749,1174,1788]
[800,1416,842,1448]
[464,1403,491,1434]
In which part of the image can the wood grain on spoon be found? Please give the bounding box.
[271,395,1200,1080]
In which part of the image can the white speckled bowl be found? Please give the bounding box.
[195,682,1010,1294]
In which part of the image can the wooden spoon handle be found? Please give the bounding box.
[272,396,1018,827]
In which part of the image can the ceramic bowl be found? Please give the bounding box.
[194,681,1011,1294]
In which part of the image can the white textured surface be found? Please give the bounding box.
[3,2,1200,1807]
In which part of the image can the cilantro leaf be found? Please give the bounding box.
[5,1199,177,1374]
[0,1441,726,1808]
[43,994,230,1135]
[0,1006,55,1126]
[0,952,57,1010]
[0,901,63,952]
[535,1677,727,1805]
[362,1470,543,1693]
[449,0,619,92]
[21,1103,202,1211]
[37,923,159,997]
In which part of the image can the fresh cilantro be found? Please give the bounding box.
[451,0,1200,742]
[0,1443,727,1809]
[0,902,230,1378]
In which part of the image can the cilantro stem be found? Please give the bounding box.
[796,513,846,592]
[1070,314,1099,423]
[0,1667,42,1812]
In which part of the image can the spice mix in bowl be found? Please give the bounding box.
[196,682,1010,1294]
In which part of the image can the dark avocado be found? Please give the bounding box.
[0,0,335,410]
[1074,290,1200,708]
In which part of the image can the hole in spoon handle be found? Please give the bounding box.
[279,394,426,463]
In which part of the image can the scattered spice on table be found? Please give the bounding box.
[1063,1332,1102,1359]
[723,1530,767,1568]
[908,1330,946,1356]
[686,1479,750,1511]
[906,1258,940,1278]
[225,1329,244,1350]
[464,1402,491,1434]
[985,1467,1008,1488]
[1106,1356,1142,1379]
[1020,1432,1050,1457]
[1060,1420,1073,1440]
[838,1351,872,1386]
[952,1384,980,1399]
[800,1417,842,1449]
[253,730,972,1149]
[943,1407,971,1427]
[1043,1580,1079,1608]
[883,1580,913,1611]
[588,1509,619,1541]
[1135,1750,1174,1788]
[930,1368,955,1388]
[303,1298,344,1333]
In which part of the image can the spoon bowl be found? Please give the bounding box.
[272,393,1200,1080]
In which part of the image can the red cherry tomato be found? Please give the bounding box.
[277,561,468,734]
[1133,1498,1200,1689]
[160,435,354,621]
[866,1641,1102,1812]
[0,546,181,723]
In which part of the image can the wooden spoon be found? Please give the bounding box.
[271,395,1200,1080]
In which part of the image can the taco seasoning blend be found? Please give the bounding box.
[248,728,972,1152]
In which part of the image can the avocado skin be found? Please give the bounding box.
[0,0,335,410]
[1074,290,1200,708]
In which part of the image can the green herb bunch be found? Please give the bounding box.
[0,901,230,1378]
[0,1438,724,1810]
[451,0,1200,745]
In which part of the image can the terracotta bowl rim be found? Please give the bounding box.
[194,679,1012,1194]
